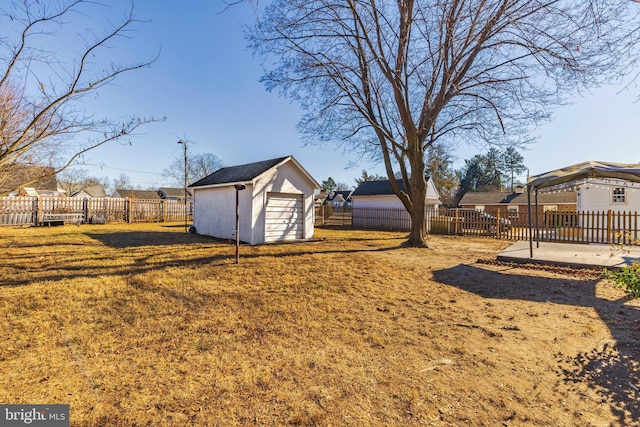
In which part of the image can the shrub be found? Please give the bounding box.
[606,232,640,299]
[605,262,640,299]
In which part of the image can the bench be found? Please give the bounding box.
[42,213,84,226]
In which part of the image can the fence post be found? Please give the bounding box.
[83,198,89,223]
[126,199,132,223]
[36,197,42,226]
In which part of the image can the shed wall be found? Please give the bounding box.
[192,185,255,243]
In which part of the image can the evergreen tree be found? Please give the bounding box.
[321,177,337,193]
[502,147,527,191]
[354,170,386,186]
[483,148,505,190]
[425,145,459,207]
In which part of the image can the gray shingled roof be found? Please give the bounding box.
[189,156,290,188]
[459,191,576,206]
[159,187,191,198]
[327,190,353,201]
[73,184,107,198]
[351,179,408,196]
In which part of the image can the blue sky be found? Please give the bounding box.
[63,1,640,190]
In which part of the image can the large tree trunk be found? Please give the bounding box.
[406,198,428,247]
[405,161,429,248]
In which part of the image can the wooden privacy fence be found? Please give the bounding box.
[0,196,192,226]
[316,205,640,246]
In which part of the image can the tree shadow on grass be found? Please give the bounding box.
[85,231,407,249]
[432,264,639,424]
[1,233,404,287]
[85,231,217,248]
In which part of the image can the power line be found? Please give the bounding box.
[83,164,162,176]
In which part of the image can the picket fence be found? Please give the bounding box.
[0,196,192,226]
[315,205,640,246]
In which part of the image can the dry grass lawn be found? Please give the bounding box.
[0,223,639,426]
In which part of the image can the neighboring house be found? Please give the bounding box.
[326,190,353,207]
[459,187,577,219]
[71,184,108,198]
[113,189,162,199]
[350,178,441,209]
[314,192,327,207]
[189,155,320,245]
[576,178,640,213]
[158,187,192,201]
[0,165,60,196]
[350,178,441,230]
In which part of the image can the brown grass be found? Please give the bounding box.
[1,223,639,426]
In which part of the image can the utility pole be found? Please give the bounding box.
[234,184,246,263]
[177,140,188,233]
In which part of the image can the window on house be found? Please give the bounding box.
[507,206,518,217]
[612,188,626,204]
[543,205,558,212]
[475,205,485,212]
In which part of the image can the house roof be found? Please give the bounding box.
[0,165,58,194]
[352,178,441,205]
[351,179,409,196]
[189,155,319,189]
[72,184,107,198]
[528,161,640,190]
[159,187,191,198]
[116,189,162,199]
[20,187,40,197]
[327,190,353,202]
[460,191,576,206]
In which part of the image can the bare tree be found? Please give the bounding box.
[0,0,160,196]
[249,0,640,246]
[335,182,351,191]
[111,174,132,194]
[57,168,108,196]
[162,152,223,187]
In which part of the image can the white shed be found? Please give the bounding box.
[189,156,320,245]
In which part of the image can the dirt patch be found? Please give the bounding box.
[0,224,638,425]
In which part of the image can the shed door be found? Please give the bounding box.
[265,193,304,242]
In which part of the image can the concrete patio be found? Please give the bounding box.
[497,240,640,269]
